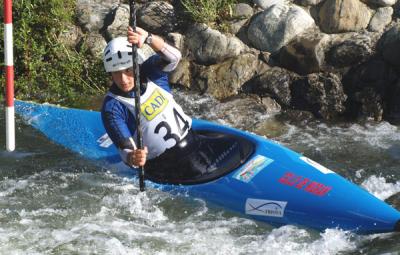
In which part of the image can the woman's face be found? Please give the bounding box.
[111,67,135,92]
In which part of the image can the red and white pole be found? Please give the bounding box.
[4,0,15,152]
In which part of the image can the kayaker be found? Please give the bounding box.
[101,27,252,184]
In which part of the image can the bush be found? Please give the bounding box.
[180,0,237,29]
[0,0,108,107]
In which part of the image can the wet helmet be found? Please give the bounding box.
[103,37,145,72]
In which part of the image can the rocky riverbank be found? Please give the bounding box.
[61,0,400,124]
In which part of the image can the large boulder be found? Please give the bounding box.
[253,0,288,10]
[395,1,400,17]
[354,87,384,121]
[278,31,329,74]
[244,67,296,107]
[361,0,397,6]
[326,33,375,68]
[84,33,107,57]
[291,73,347,120]
[76,0,117,33]
[247,4,315,53]
[138,1,177,35]
[319,0,372,33]
[106,4,129,38]
[233,3,254,19]
[368,7,394,32]
[185,24,249,65]
[192,53,262,99]
[343,58,398,121]
[385,80,400,124]
[169,59,193,89]
[379,23,400,71]
[295,0,325,6]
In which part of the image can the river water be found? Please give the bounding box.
[1,90,400,255]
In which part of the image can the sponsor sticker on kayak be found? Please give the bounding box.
[233,155,273,183]
[300,156,334,174]
[279,172,332,196]
[245,198,287,218]
[97,133,113,148]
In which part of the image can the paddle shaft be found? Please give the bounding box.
[129,0,145,192]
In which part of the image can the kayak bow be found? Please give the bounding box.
[15,100,400,234]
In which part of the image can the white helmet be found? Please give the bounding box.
[103,37,146,72]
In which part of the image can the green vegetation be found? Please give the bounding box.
[0,0,108,107]
[180,0,238,30]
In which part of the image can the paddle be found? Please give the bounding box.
[129,0,145,192]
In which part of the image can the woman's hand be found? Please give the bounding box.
[127,26,149,48]
[128,146,148,167]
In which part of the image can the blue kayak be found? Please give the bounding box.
[15,100,400,234]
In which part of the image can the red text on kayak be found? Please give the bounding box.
[279,172,332,196]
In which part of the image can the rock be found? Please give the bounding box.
[260,97,282,114]
[361,0,397,7]
[167,33,186,56]
[343,58,398,120]
[138,1,177,35]
[185,23,249,65]
[228,19,249,35]
[368,7,393,32]
[395,1,400,17]
[233,3,254,19]
[319,0,372,33]
[295,0,325,6]
[247,4,315,53]
[213,95,275,131]
[344,58,397,92]
[354,87,384,121]
[106,4,129,38]
[327,33,374,67]
[245,67,295,107]
[379,23,400,71]
[385,79,400,123]
[169,59,192,89]
[253,0,288,10]
[84,33,107,57]
[276,109,315,123]
[291,73,347,119]
[386,192,400,211]
[57,25,83,49]
[76,0,117,33]
[278,32,328,74]
[193,53,261,99]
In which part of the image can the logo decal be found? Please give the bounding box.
[300,157,334,174]
[233,155,273,183]
[97,133,113,148]
[141,89,169,121]
[245,198,287,217]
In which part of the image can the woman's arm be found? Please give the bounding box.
[127,26,182,72]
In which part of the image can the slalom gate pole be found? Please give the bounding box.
[4,0,15,152]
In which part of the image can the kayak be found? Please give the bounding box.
[15,100,400,234]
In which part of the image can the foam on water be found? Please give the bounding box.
[278,122,400,151]
[0,171,365,255]
[361,175,400,201]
